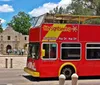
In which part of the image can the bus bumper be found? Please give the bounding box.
[24,67,40,77]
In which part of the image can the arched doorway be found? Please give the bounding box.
[6,45,12,53]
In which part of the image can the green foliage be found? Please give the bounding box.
[50,0,100,15]
[7,11,32,35]
[49,0,100,24]
[49,6,65,14]
[0,24,3,33]
[67,0,100,23]
[66,0,94,15]
[84,18,100,24]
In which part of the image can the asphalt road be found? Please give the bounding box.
[0,69,60,85]
[1,69,100,85]
[0,69,33,85]
[0,55,100,85]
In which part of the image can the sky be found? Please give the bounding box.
[0,0,71,29]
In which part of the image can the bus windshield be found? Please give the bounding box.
[28,43,40,59]
[32,14,45,27]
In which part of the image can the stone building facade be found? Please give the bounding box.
[0,26,29,54]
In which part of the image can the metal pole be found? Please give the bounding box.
[71,73,78,85]
[5,58,8,68]
[59,74,66,85]
[10,58,13,68]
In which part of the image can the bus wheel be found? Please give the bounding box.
[61,66,75,79]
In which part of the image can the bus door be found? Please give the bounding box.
[27,43,40,70]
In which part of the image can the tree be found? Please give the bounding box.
[66,0,100,15]
[0,20,3,33]
[49,6,65,14]
[0,26,3,33]
[7,11,32,35]
[50,0,100,15]
[66,0,100,24]
[49,0,100,24]
[65,0,94,15]
[87,0,100,15]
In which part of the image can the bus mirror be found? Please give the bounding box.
[42,49,45,57]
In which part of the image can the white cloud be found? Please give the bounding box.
[0,18,6,24]
[29,0,72,16]
[29,3,57,16]
[0,0,11,1]
[58,0,71,8]
[0,4,14,12]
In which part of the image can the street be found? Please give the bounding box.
[0,69,100,85]
[0,69,33,85]
[0,55,100,85]
[0,68,60,85]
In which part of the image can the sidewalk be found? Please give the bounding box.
[0,56,27,69]
[0,68,99,85]
[78,79,100,85]
[0,54,27,57]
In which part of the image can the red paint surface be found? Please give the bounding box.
[27,24,100,78]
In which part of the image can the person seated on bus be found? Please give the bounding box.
[50,47,56,58]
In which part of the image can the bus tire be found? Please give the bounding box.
[61,66,75,79]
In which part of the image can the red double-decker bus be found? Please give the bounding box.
[24,13,100,79]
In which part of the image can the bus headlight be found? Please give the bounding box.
[27,62,36,71]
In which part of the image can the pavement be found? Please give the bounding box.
[0,55,27,69]
[0,55,100,85]
[0,54,27,57]
[0,68,100,85]
[0,68,33,85]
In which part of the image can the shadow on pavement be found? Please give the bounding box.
[23,75,58,82]
[79,76,100,80]
[23,75,100,82]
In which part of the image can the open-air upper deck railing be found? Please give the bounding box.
[32,13,100,27]
[44,13,100,24]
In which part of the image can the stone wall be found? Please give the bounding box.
[0,56,27,69]
[0,26,29,54]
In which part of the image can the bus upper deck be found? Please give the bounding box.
[30,13,100,42]
[32,13,100,27]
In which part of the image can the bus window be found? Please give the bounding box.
[28,43,40,59]
[61,43,81,60]
[86,43,100,59]
[50,44,56,58]
[43,44,49,58]
[42,43,57,59]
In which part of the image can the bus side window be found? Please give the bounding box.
[50,44,56,58]
[61,43,80,60]
[87,43,100,59]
